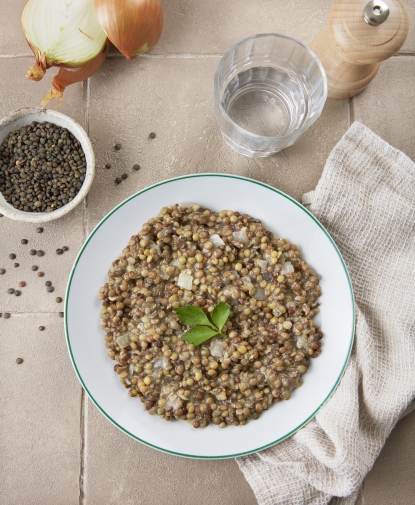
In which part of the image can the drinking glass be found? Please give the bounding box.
[214,34,327,157]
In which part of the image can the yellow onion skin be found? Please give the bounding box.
[94,0,164,60]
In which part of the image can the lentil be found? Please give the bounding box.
[4,313,11,319]
[148,132,156,139]
[15,290,21,296]
[30,250,37,255]
[13,263,19,268]
[59,312,64,318]
[114,143,122,150]
[62,246,69,251]
[45,281,52,287]
[36,227,43,233]
[32,265,38,271]
[47,286,55,293]
[37,250,44,257]
[21,239,28,244]
[56,297,63,303]
[105,163,112,169]
[133,164,140,171]
[7,288,15,294]
[39,325,45,331]
[9,253,16,259]
[121,173,128,180]
[0,268,5,275]
[19,281,26,287]
[37,271,45,277]
[16,358,24,364]
[115,177,122,185]
[99,204,323,429]
[0,121,86,212]
[56,249,63,255]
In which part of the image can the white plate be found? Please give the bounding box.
[65,174,354,459]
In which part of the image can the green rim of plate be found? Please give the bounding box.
[65,173,355,460]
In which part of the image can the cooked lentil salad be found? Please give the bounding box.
[98,204,323,428]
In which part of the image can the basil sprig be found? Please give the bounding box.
[173,302,230,346]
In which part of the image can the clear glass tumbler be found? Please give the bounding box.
[214,34,327,157]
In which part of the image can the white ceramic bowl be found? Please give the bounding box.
[0,107,95,223]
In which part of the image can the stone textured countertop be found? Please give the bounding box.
[1,1,414,504]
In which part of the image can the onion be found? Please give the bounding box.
[259,260,269,272]
[94,0,164,60]
[209,234,225,247]
[254,288,266,301]
[116,332,131,349]
[281,261,294,275]
[210,338,224,358]
[177,272,193,290]
[233,228,249,243]
[22,0,107,82]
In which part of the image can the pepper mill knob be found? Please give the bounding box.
[310,0,409,99]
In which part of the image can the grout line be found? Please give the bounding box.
[349,97,355,126]
[0,312,64,317]
[78,76,89,505]
[82,79,91,243]
[107,52,222,59]
[394,52,415,57]
[0,53,32,58]
[79,388,87,505]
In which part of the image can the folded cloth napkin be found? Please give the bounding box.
[237,122,415,505]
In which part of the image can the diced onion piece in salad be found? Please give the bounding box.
[254,288,267,301]
[116,332,131,349]
[210,234,225,247]
[259,260,269,272]
[281,261,294,274]
[210,338,224,358]
[233,228,249,243]
[177,272,193,290]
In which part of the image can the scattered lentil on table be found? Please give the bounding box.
[56,248,63,255]
[55,297,62,303]
[37,271,44,277]
[9,253,16,259]
[15,290,21,296]
[7,288,15,294]
[3,313,11,319]
[105,163,112,169]
[16,358,23,364]
[30,249,37,255]
[37,250,44,257]
[62,246,69,251]
[148,132,156,139]
[19,281,26,287]
[13,263,19,268]
[0,268,5,275]
[36,227,43,233]
[114,143,122,150]
[31,265,38,271]
[99,204,323,429]
[39,326,45,331]
[133,164,140,171]
[0,121,86,212]
[21,239,28,244]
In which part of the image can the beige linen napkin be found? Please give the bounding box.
[237,122,415,505]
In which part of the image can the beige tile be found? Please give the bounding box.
[0,0,30,55]
[0,57,86,121]
[361,409,415,505]
[0,58,86,314]
[87,57,349,230]
[84,398,257,505]
[157,0,415,54]
[0,314,81,505]
[353,56,415,161]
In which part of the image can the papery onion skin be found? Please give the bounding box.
[94,0,164,60]
[22,0,107,82]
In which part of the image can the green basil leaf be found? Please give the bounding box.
[210,302,230,332]
[174,306,215,328]
[180,326,219,346]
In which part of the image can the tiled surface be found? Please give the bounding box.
[0,1,414,505]
[0,315,81,505]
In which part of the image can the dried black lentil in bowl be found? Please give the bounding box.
[99,204,323,429]
[0,121,86,212]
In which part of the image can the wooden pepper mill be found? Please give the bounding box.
[310,0,409,99]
